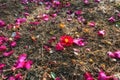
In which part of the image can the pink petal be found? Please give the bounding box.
[15,18,27,25]
[83,0,89,4]
[30,21,40,25]
[8,76,16,80]
[0,63,5,70]
[73,38,85,46]
[97,30,105,37]
[84,72,94,80]
[15,61,25,69]
[18,53,27,62]
[24,60,33,70]
[42,14,49,21]
[98,70,108,80]
[3,50,14,57]
[108,16,116,23]
[75,10,82,16]
[0,45,7,52]
[108,50,120,59]
[15,73,23,80]
[88,22,96,27]
[0,20,6,27]
[55,42,64,51]
[94,0,101,3]
[10,41,17,47]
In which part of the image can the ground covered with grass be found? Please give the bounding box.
[0,0,120,80]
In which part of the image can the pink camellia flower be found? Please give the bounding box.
[0,20,6,27]
[108,16,116,23]
[108,50,120,59]
[42,14,49,21]
[15,18,27,25]
[73,38,86,46]
[88,22,96,27]
[3,50,14,57]
[24,60,33,70]
[97,30,106,37]
[10,41,17,47]
[0,45,7,52]
[60,35,73,47]
[84,72,94,80]
[83,0,89,4]
[55,42,64,51]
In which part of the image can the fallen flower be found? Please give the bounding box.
[0,20,6,27]
[73,38,86,46]
[55,42,64,51]
[3,50,14,57]
[97,30,106,37]
[60,35,73,47]
[108,50,120,59]
[84,72,94,80]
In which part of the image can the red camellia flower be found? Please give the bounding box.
[60,35,73,47]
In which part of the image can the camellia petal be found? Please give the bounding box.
[84,72,94,80]
[0,45,7,52]
[0,20,6,27]
[73,38,85,46]
[24,60,33,70]
[97,30,105,37]
[108,50,120,59]
[108,16,116,23]
[3,50,14,57]
[18,53,27,62]
[98,70,107,80]
[55,42,64,51]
